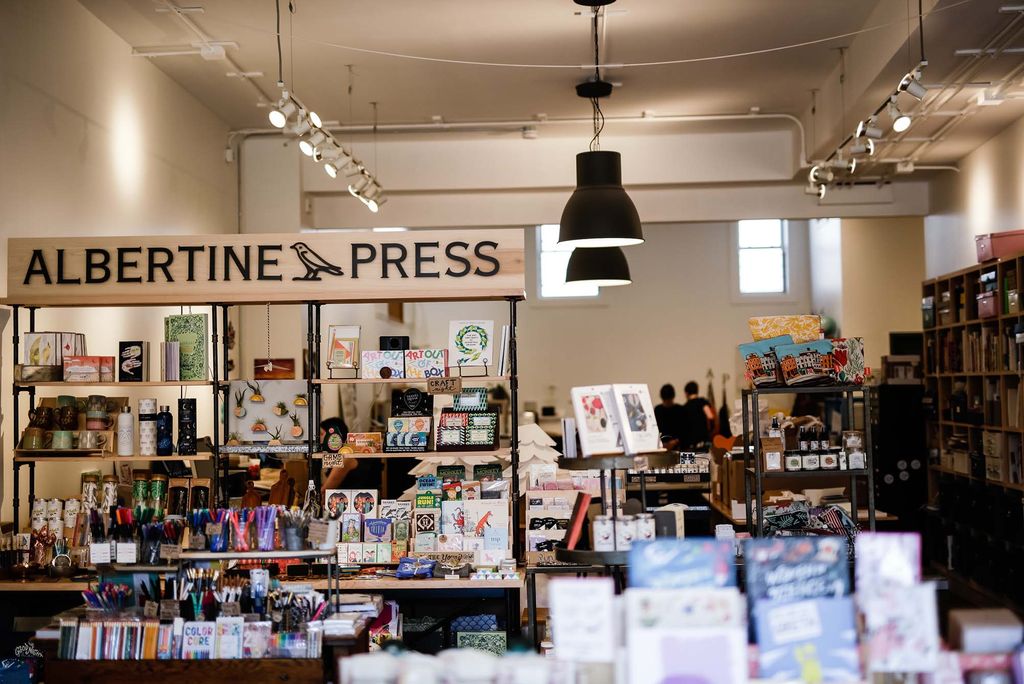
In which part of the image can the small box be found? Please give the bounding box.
[761,437,784,472]
[1009,290,1020,314]
[950,608,1023,653]
[363,518,393,543]
[653,503,686,538]
[391,541,407,563]
[340,513,362,543]
[361,544,377,564]
[976,230,1024,263]
[953,451,970,474]
[63,355,102,382]
[336,543,348,564]
[376,543,391,564]
[414,532,437,552]
[978,291,999,319]
[15,365,62,383]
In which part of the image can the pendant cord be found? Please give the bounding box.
[918,0,926,63]
[265,303,271,361]
[274,0,283,84]
[589,9,605,152]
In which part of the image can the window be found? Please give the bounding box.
[537,224,599,298]
[737,219,788,294]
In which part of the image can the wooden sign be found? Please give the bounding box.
[5,229,525,306]
[427,376,463,395]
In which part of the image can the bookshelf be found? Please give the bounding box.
[923,253,1024,609]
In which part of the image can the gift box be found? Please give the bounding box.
[748,315,822,344]
[775,340,834,386]
[739,335,792,388]
[63,355,103,382]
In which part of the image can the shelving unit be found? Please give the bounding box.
[922,253,1024,607]
[314,375,509,386]
[15,381,213,388]
[741,385,876,536]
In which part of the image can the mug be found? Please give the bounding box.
[85,411,112,431]
[86,395,108,414]
[21,427,51,450]
[77,431,107,450]
[56,395,77,408]
[56,405,79,431]
[28,406,54,429]
[51,431,74,450]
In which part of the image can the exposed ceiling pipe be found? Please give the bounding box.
[229,111,811,167]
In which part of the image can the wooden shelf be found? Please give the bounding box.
[746,467,870,478]
[309,576,523,591]
[928,463,1024,491]
[932,371,1019,377]
[17,380,213,387]
[14,454,210,463]
[938,420,1021,432]
[318,448,509,460]
[315,375,509,386]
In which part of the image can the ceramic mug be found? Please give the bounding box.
[56,405,79,431]
[56,395,77,408]
[28,406,54,429]
[51,431,74,450]
[85,411,112,431]
[86,395,108,414]
[21,427,51,450]
[77,431,107,450]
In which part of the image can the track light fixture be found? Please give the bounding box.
[804,182,827,199]
[299,130,328,157]
[268,95,297,128]
[808,165,834,185]
[849,138,875,156]
[889,99,911,132]
[855,118,883,140]
[899,71,927,100]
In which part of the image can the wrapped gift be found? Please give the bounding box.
[748,315,822,343]
[831,337,866,385]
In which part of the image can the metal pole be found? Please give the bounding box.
[221,305,231,507]
[11,305,20,529]
[314,303,323,488]
[742,389,752,533]
[752,388,763,536]
[27,307,36,514]
[306,303,316,485]
[211,304,221,507]
[508,298,521,561]
[865,387,877,531]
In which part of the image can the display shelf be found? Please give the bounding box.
[315,375,509,386]
[939,420,1020,432]
[312,576,523,591]
[13,453,210,463]
[40,657,325,684]
[554,548,629,565]
[557,451,678,471]
[743,384,867,395]
[929,463,1024,492]
[624,481,710,492]
[178,549,334,561]
[219,444,310,454]
[0,579,93,592]
[319,448,510,460]
[745,467,871,478]
[16,380,213,388]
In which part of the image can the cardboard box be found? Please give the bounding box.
[949,608,1023,653]
[977,291,999,319]
[977,230,1024,263]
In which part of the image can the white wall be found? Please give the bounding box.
[0,1,237,524]
[925,114,1024,278]
[409,222,812,415]
[809,218,843,323]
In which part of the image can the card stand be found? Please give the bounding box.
[326,363,359,380]
[452,363,492,378]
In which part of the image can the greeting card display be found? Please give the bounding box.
[860,583,939,673]
[384,416,431,453]
[404,349,447,379]
[629,540,736,589]
[744,537,849,605]
[448,320,495,368]
[854,532,921,588]
[611,383,660,454]
[361,350,405,379]
[327,325,360,369]
[571,385,623,456]
[755,597,860,683]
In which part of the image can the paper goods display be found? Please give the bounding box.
[448,320,495,368]
[549,578,616,663]
[859,583,940,673]
[326,325,360,369]
[610,383,660,454]
[854,533,921,588]
[743,537,849,605]
[629,540,736,589]
[570,385,623,456]
[755,597,860,683]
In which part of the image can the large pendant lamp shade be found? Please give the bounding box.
[565,246,632,287]
[558,151,644,248]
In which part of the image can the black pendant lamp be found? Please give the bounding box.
[558,0,643,249]
[565,246,632,287]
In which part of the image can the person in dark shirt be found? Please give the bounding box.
[679,380,715,450]
[654,384,687,450]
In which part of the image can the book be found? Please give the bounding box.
[448,320,495,368]
[473,463,503,482]
[360,350,405,379]
[164,313,208,381]
[404,349,447,378]
[325,490,350,520]
[440,500,465,534]
[465,499,510,540]
[755,597,860,683]
[180,621,215,659]
[118,340,149,382]
[860,583,940,673]
[561,418,578,459]
[327,325,360,369]
[24,332,58,365]
[610,383,660,454]
[629,539,736,589]
[380,499,412,520]
[345,432,383,454]
[214,616,244,659]
[160,341,180,382]
[743,537,848,608]
[242,621,272,659]
[363,518,393,542]
[571,385,623,456]
[855,532,921,588]
[436,465,466,483]
[346,488,378,517]
[563,492,592,550]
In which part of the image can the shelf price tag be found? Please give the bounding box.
[89,542,111,565]
[143,601,159,619]
[159,543,181,560]
[322,452,345,469]
[428,377,462,395]
[115,542,138,564]
[220,601,241,617]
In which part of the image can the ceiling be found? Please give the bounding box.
[81,0,1024,167]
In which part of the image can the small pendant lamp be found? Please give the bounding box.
[565,246,632,287]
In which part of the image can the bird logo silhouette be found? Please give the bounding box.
[290,241,344,281]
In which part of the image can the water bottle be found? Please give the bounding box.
[156,405,174,456]
[117,406,134,456]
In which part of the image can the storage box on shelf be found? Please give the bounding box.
[923,250,1024,605]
